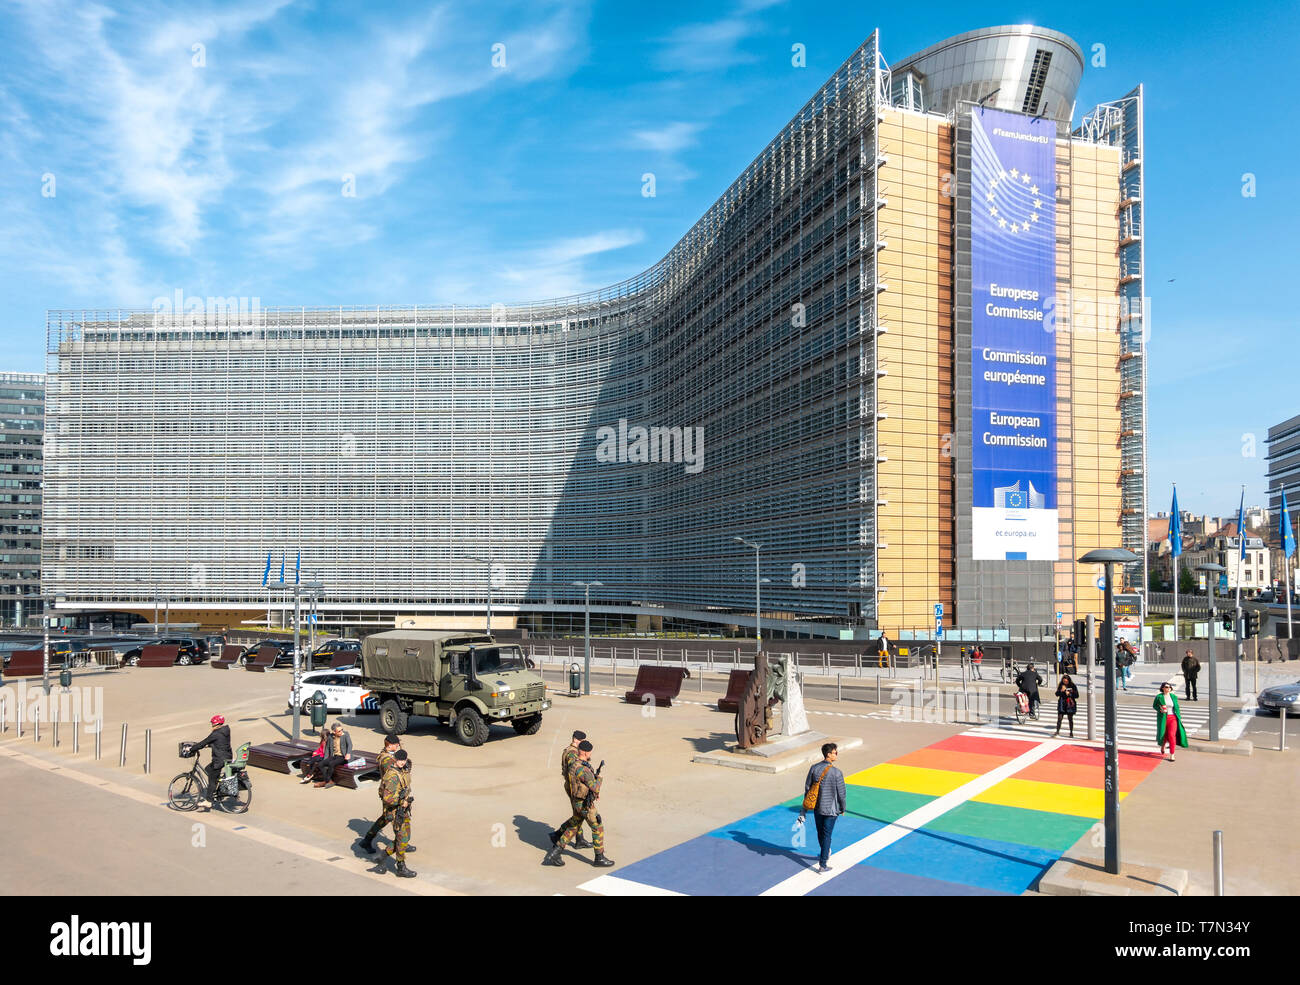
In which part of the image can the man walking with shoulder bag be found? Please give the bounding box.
[798,743,846,874]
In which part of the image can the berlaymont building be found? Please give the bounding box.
[43,25,1147,641]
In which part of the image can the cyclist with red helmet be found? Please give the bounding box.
[188,714,233,804]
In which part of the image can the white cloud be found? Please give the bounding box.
[631,121,703,153]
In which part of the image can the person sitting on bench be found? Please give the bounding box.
[312,721,352,789]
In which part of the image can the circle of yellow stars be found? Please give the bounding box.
[985,167,1044,234]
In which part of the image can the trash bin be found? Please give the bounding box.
[569,662,582,695]
[59,665,72,689]
[308,690,328,730]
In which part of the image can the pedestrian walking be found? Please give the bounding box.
[358,734,418,855]
[550,730,593,850]
[367,750,416,877]
[798,743,846,873]
[971,643,984,680]
[1053,674,1079,738]
[543,740,614,868]
[1180,649,1200,701]
[1015,663,1044,719]
[1154,682,1188,761]
[1117,640,1137,691]
[876,632,891,665]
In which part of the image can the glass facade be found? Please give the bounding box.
[0,372,44,627]
[43,24,1142,635]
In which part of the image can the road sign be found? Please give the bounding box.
[308,613,318,624]
[934,603,943,616]
[934,603,943,639]
[1095,576,1106,590]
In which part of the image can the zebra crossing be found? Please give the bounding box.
[967,700,1212,746]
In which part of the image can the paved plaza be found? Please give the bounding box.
[1,662,1297,895]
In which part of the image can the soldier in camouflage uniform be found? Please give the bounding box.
[368,750,416,878]
[550,729,592,850]
[543,740,614,868]
[358,734,418,856]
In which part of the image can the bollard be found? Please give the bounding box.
[145,728,151,774]
[611,657,617,689]
[0,692,5,734]
[16,699,21,738]
[95,721,102,760]
[876,673,881,706]
[837,673,842,702]
[53,703,59,747]
[34,706,39,743]
[698,666,703,693]
[73,710,79,754]
[1213,830,1224,896]
[119,723,128,767]
[1282,707,1288,752]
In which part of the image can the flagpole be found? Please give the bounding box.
[1234,486,1245,698]
[1284,492,1295,644]
[1172,484,1179,645]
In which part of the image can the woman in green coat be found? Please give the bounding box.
[1154,681,1188,761]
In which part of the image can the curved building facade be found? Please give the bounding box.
[44,25,1146,638]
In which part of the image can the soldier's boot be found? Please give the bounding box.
[549,830,560,846]
[367,857,389,875]
[574,834,593,849]
[542,844,566,866]
[395,861,417,878]
[405,844,417,853]
[357,834,376,855]
[592,853,615,867]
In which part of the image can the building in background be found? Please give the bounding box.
[0,372,44,627]
[43,24,1144,638]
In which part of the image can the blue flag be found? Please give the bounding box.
[295,552,301,585]
[1236,489,1247,560]
[280,552,285,584]
[261,551,271,587]
[1282,488,1297,559]
[1169,486,1182,559]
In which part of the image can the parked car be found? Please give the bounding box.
[310,638,361,665]
[120,637,206,666]
[239,638,296,667]
[1257,680,1300,715]
[290,668,379,714]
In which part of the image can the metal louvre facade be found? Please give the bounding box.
[44,33,893,633]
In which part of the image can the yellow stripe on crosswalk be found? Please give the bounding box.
[845,762,977,797]
[973,776,1129,818]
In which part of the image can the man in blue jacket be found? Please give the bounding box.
[799,743,847,873]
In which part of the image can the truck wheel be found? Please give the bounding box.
[380,700,408,735]
[454,707,489,746]
[511,714,542,735]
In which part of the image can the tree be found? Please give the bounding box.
[1178,563,1196,595]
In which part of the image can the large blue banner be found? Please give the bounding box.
[970,108,1058,561]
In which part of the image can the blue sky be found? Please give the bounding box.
[1,0,1296,516]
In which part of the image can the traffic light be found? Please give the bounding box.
[1246,611,1261,638]
[1222,614,1234,632]
[1073,619,1087,647]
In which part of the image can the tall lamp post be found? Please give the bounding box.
[39,592,66,693]
[733,537,765,658]
[1197,562,1226,742]
[572,581,603,695]
[1078,547,1140,876]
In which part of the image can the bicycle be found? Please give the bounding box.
[168,741,253,813]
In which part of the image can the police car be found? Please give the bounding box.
[289,668,380,714]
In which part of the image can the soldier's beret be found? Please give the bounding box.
[394,750,409,761]
[578,740,593,752]
[572,730,587,740]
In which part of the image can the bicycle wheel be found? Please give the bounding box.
[168,771,200,811]
[219,774,252,814]
[1012,696,1026,725]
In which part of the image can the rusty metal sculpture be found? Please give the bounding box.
[735,653,790,748]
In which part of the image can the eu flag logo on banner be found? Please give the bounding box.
[1169,486,1182,559]
[1282,489,1296,559]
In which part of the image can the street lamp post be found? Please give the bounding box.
[1079,547,1140,876]
[572,581,603,695]
[734,537,765,658]
[1197,563,1226,742]
[464,556,493,635]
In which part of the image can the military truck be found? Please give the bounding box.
[361,631,549,746]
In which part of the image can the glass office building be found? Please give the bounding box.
[1,372,44,627]
[44,25,1145,637]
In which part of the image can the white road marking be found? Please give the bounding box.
[578,874,685,896]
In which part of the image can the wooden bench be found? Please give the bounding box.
[210,644,243,669]
[2,649,48,678]
[624,665,690,708]
[717,669,750,714]
[247,738,382,788]
[244,646,280,672]
[138,645,180,667]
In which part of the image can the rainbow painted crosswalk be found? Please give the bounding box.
[581,732,1164,896]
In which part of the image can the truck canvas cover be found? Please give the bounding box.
[363,630,491,685]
